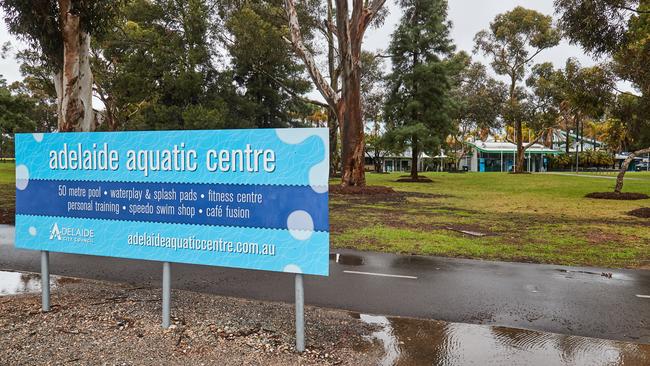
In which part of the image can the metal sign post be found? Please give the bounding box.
[162,262,171,328]
[41,250,50,312]
[295,273,305,352]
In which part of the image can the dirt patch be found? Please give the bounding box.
[628,208,650,218]
[585,192,650,200]
[0,277,381,365]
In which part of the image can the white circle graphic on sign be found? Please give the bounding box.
[16,164,30,190]
[33,133,44,142]
[287,210,314,240]
[29,226,37,236]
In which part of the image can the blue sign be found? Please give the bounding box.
[14,129,329,276]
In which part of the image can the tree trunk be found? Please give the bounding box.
[326,0,339,177]
[515,120,525,172]
[328,113,339,176]
[411,135,419,179]
[614,147,650,193]
[57,0,94,132]
[374,153,383,173]
[337,80,366,186]
[574,115,580,172]
[335,0,368,186]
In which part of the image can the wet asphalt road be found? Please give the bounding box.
[1,224,649,344]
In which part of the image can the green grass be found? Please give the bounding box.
[2,161,649,268]
[330,171,650,269]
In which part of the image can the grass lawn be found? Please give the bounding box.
[330,171,650,269]
[1,161,648,268]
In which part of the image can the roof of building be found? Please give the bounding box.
[467,140,561,154]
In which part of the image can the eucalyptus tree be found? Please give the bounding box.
[474,7,561,172]
[285,0,387,186]
[555,0,650,149]
[1,0,123,131]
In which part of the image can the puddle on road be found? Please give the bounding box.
[0,271,59,296]
[330,253,364,266]
[359,314,650,366]
[554,268,635,281]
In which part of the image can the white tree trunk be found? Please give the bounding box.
[58,0,94,132]
[78,32,95,131]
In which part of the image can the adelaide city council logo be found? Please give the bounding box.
[49,223,95,244]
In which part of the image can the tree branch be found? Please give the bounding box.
[284,0,339,110]
[611,4,650,14]
[523,129,550,150]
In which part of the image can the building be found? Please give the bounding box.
[461,140,561,172]
[550,130,605,152]
[365,148,433,172]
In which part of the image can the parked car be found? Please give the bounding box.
[636,162,649,171]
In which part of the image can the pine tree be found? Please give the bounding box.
[385,0,456,180]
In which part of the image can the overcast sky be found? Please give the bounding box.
[366,0,600,71]
[0,1,608,88]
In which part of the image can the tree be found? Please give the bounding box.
[0,76,37,158]
[450,58,507,169]
[223,0,317,128]
[556,0,650,147]
[93,0,234,131]
[384,0,456,180]
[615,147,650,193]
[285,0,387,186]
[527,59,614,167]
[474,7,561,172]
[1,0,122,132]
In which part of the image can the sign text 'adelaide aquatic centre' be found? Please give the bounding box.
[14,129,329,276]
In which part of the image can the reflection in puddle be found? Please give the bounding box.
[0,271,58,296]
[360,314,650,365]
[329,253,364,266]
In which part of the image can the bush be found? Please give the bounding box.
[548,151,614,170]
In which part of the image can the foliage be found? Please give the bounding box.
[607,93,650,151]
[450,56,507,135]
[448,55,507,165]
[223,0,316,128]
[0,76,38,157]
[474,7,561,83]
[94,0,234,131]
[527,59,615,142]
[548,151,615,169]
[555,0,650,148]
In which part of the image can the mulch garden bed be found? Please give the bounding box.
[585,192,649,200]
[0,208,14,225]
[329,185,397,195]
[395,176,433,183]
[628,208,650,218]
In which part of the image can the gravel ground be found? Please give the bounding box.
[0,276,382,365]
